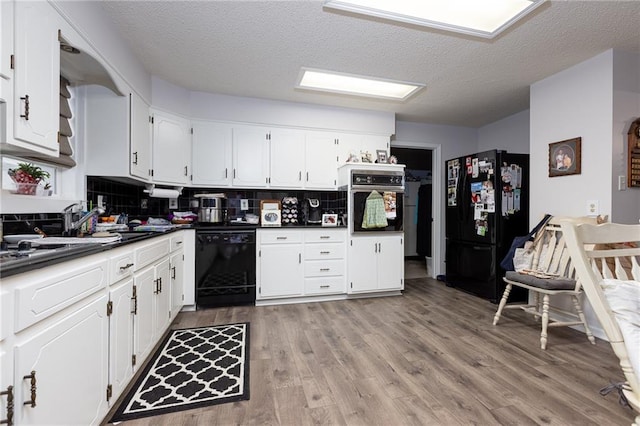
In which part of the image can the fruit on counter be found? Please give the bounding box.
[8,162,50,195]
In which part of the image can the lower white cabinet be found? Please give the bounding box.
[0,230,193,425]
[257,230,304,299]
[348,235,404,293]
[14,294,109,425]
[257,229,347,302]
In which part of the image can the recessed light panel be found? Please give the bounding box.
[324,0,544,38]
[297,68,424,100]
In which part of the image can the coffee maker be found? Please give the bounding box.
[305,198,322,224]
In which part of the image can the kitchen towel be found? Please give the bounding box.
[362,190,388,229]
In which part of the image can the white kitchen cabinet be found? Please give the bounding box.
[257,230,304,299]
[348,235,404,293]
[14,294,109,426]
[85,85,151,182]
[304,131,338,189]
[151,109,191,185]
[130,92,152,180]
[133,237,172,368]
[336,133,389,165]
[11,0,60,156]
[191,120,233,186]
[0,0,12,79]
[304,229,346,295]
[181,230,196,309]
[0,346,12,426]
[232,125,270,188]
[170,250,184,320]
[107,277,133,406]
[269,128,306,188]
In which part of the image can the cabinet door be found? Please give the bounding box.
[305,132,338,189]
[361,135,389,160]
[347,237,378,293]
[0,1,12,79]
[0,349,11,426]
[269,128,305,188]
[258,244,303,298]
[13,1,59,155]
[133,267,155,368]
[336,133,362,165]
[170,250,184,321]
[14,295,109,426]
[191,121,232,186]
[376,235,404,290]
[130,93,151,180]
[232,125,269,187]
[154,258,171,341]
[109,278,134,404]
[151,110,191,184]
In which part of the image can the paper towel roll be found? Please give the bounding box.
[147,188,180,199]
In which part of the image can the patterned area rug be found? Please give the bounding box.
[110,323,250,422]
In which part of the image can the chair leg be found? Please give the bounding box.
[493,283,512,325]
[533,292,541,321]
[540,294,550,350]
[571,295,596,345]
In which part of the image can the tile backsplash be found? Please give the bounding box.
[2,177,347,236]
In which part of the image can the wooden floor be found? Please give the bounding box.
[105,269,635,425]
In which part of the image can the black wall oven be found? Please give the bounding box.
[195,228,256,308]
[349,169,404,233]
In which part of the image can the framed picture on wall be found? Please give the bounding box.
[548,137,581,177]
[376,150,388,164]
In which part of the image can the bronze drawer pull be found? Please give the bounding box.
[320,285,330,289]
[320,251,330,254]
[20,95,29,120]
[23,371,36,408]
[119,263,134,271]
[320,268,330,272]
[0,385,14,425]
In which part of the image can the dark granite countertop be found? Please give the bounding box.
[0,229,185,279]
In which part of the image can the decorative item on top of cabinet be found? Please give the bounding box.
[628,118,640,188]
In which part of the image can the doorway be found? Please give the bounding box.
[390,143,442,279]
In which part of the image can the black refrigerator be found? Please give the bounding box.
[445,149,529,303]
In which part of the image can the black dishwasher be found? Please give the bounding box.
[195,229,256,308]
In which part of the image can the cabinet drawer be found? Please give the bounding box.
[304,259,345,277]
[304,243,345,260]
[170,232,184,252]
[134,237,170,271]
[14,256,108,333]
[304,229,345,243]
[109,248,135,285]
[259,230,303,244]
[304,276,346,295]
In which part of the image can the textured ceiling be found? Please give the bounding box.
[99,0,640,127]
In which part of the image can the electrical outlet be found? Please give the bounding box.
[141,199,148,209]
[169,198,178,209]
[240,199,249,211]
[586,199,599,216]
[618,175,627,191]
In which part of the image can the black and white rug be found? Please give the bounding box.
[110,323,250,422]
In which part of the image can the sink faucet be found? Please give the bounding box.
[63,203,105,236]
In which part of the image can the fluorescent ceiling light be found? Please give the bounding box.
[324,0,545,39]
[296,68,424,100]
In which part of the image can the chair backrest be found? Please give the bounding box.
[527,216,598,289]
[561,221,640,410]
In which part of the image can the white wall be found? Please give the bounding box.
[394,121,478,275]
[478,110,530,154]
[530,50,614,225]
[612,50,640,224]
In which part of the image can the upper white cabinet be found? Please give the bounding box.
[191,120,233,186]
[151,109,191,185]
[304,131,338,189]
[336,133,389,164]
[85,85,151,182]
[12,0,60,156]
[130,93,152,180]
[269,128,306,188]
[0,1,12,79]
[232,124,270,188]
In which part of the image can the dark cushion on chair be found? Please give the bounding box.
[505,271,576,290]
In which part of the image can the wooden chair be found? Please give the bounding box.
[493,216,597,350]
[561,221,640,426]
